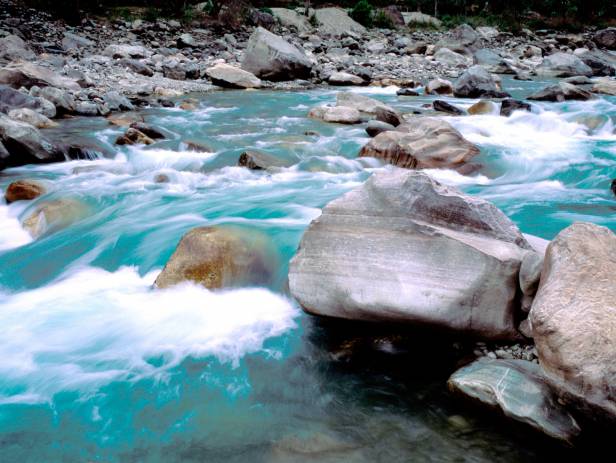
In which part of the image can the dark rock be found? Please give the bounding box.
[500,99,532,117]
[396,88,419,96]
[129,122,166,140]
[0,114,62,169]
[119,58,154,77]
[453,65,510,98]
[375,106,403,127]
[366,120,394,137]
[433,100,465,115]
[593,28,616,50]
[528,82,593,102]
[238,150,292,170]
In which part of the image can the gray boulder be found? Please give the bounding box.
[328,72,364,86]
[530,222,616,420]
[359,118,480,170]
[593,28,616,50]
[119,58,154,77]
[205,63,262,89]
[103,91,134,111]
[500,99,532,117]
[0,63,80,91]
[336,92,397,116]
[289,169,532,339]
[449,358,580,443]
[536,52,593,77]
[241,27,312,81]
[313,8,366,37]
[0,113,61,169]
[0,35,36,62]
[103,44,148,59]
[592,78,616,96]
[437,24,479,54]
[238,150,293,170]
[528,82,593,102]
[365,120,394,137]
[473,49,515,74]
[426,78,454,95]
[308,105,362,124]
[433,100,465,115]
[8,108,56,128]
[453,65,509,98]
[22,198,90,238]
[434,48,469,67]
[0,84,54,117]
[270,8,312,32]
[35,86,76,115]
[61,32,94,52]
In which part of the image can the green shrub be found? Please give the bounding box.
[309,14,318,28]
[350,0,374,28]
[372,10,394,29]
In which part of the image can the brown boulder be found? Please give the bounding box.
[5,179,45,203]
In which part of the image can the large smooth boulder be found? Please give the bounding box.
[308,105,362,124]
[359,118,480,170]
[453,65,508,98]
[0,114,61,169]
[4,179,46,203]
[530,223,616,420]
[536,52,593,77]
[449,358,580,442]
[593,28,616,50]
[500,99,532,117]
[473,48,514,74]
[289,169,532,339]
[238,150,293,170]
[335,92,396,116]
[241,27,312,81]
[270,8,312,32]
[528,82,593,102]
[313,8,366,37]
[22,198,89,238]
[155,226,277,290]
[328,71,364,86]
[0,63,80,91]
[205,63,262,89]
[434,48,469,67]
[0,35,36,62]
[575,49,616,77]
[34,86,76,115]
[8,108,56,128]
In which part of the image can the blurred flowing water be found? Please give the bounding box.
[0,78,614,462]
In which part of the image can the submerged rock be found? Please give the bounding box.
[358,118,479,170]
[449,358,580,443]
[500,99,532,117]
[129,122,166,140]
[468,100,497,115]
[4,179,46,203]
[328,72,364,86]
[205,63,262,89]
[530,222,616,421]
[155,226,277,290]
[238,150,293,170]
[241,27,312,81]
[591,78,616,96]
[115,128,154,146]
[289,169,532,339]
[22,198,89,238]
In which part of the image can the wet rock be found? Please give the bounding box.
[205,63,262,89]
[426,78,454,95]
[500,99,532,117]
[449,358,580,443]
[0,34,36,62]
[8,108,56,128]
[396,88,419,96]
[611,179,616,197]
[562,75,592,85]
[365,120,394,137]
[375,106,403,127]
[238,150,293,170]
[593,28,616,50]
[328,72,364,86]
[4,179,45,203]
[313,7,366,37]
[75,102,99,117]
[591,78,616,96]
[0,113,61,169]
[336,92,396,116]
[0,62,80,91]
[575,49,616,77]
[359,118,480,170]
[22,198,89,238]
[536,52,593,77]
[129,122,166,140]
[154,173,170,183]
[155,226,277,290]
[241,27,312,81]
[528,82,593,102]
[468,100,497,115]
[530,222,616,421]
[308,105,362,124]
[289,169,532,339]
[433,100,465,115]
[115,127,154,146]
[453,65,509,98]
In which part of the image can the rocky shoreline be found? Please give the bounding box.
[1,0,615,449]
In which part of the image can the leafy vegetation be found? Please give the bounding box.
[350,0,374,27]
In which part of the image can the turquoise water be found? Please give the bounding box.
[0,78,614,461]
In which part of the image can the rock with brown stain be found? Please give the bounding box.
[5,179,45,203]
